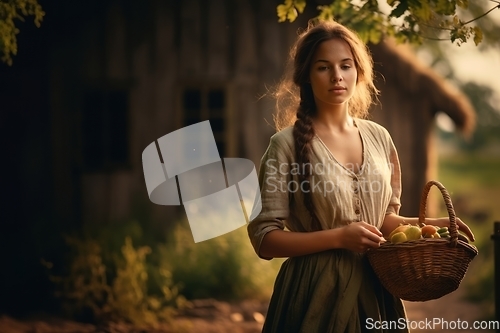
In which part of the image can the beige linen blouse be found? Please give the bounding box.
[248,118,402,259]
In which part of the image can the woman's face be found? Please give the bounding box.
[309,38,358,109]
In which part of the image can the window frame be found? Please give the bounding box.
[175,82,236,158]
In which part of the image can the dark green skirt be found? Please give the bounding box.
[262,250,409,333]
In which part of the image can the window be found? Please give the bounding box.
[81,89,130,171]
[180,85,231,157]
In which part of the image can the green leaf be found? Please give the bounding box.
[295,0,306,13]
[410,1,433,21]
[276,0,306,22]
[0,0,44,65]
[369,28,382,44]
[434,0,456,16]
[287,8,298,22]
[317,5,335,22]
[362,0,379,11]
[473,26,483,46]
[277,4,289,22]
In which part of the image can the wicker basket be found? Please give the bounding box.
[366,180,478,302]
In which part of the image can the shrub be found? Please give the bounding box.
[46,217,283,326]
[160,219,283,301]
[47,230,185,328]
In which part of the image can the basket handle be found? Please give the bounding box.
[418,180,458,247]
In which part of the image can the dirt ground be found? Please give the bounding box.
[402,288,496,333]
[0,289,494,333]
[0,299,266,333]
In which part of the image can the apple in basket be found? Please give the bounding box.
[388,224,422,243]
[390,232,407,244]
[387,224,410,239]
[404,226,422,241]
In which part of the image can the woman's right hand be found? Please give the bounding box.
[338,222,386,253]
[258,222,386,259]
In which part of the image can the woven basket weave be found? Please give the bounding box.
[366,180,478,302]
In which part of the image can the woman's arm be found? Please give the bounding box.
[381,213,475,241]
[259,221,386,259]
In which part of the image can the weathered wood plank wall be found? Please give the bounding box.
[49,0,470,227]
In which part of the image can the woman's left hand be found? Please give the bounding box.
[426,217,475,242]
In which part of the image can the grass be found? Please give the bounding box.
[439,153,500,190]
[437,152,500,318]
[437,153,500,246]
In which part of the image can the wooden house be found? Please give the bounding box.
[2,0,475,231]
[45,0,474,227]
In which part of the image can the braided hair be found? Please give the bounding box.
[273,20,378,230]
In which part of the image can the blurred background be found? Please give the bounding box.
[0,0,499,331]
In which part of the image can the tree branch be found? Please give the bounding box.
[415,3,499,32]
[462,4,500,26]
[419,35,449,41]
[419,21,453,31]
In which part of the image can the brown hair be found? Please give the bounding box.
[274,20,378,231]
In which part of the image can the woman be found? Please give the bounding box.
[247,20,475,333]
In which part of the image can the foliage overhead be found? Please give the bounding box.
[0,0,44,65]
[277,0,500,46]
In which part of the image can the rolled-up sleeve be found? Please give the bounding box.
[247,135,291,260]
[385,134,402,215]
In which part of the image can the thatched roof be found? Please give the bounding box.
[369,39,476,135]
